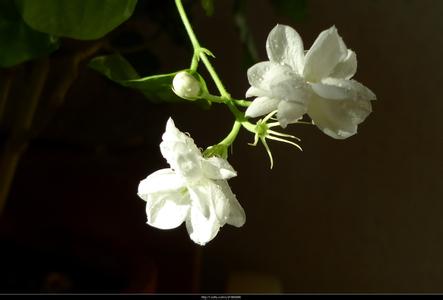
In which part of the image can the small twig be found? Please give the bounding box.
[0,68,16,125]
[0,58,50,214]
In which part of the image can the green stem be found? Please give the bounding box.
[175,0,230,98]
[175,0,262,159]
[204,93,225,104]
[233,99,251,107]
[190,53,199,71]
[220,121,242,146]
[226,101,246,122]
[200,55,230,98]
[241,121,257,133]
[205,93,251,107]
[204,92,250,122]
[175,0,200,49]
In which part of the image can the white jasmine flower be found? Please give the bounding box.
[138,118,246,246]
[245,24,376,139]
[172,71,201,99]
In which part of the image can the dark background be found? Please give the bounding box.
[1,0,442,293]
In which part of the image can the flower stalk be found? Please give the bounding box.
[175,0,230,99]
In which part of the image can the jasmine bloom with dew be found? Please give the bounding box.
[137,118,246,246]
[245,24,376,139]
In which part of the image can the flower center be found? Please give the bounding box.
[255,120,268,138]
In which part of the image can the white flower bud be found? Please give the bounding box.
[172,71,201,99]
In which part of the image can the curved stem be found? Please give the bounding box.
[233,99,251,107]
[175,0,230,98]
[175,0,262,159]
[205,93,251,107]
[204,93,225,104]
[241,121,256,133]
[175,0,200,49]
[199,55,230,98]
[219,121,242,146]
[226,101,246,122]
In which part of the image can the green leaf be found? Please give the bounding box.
[270,0,308,22]
[201,0,215,16]
[15,0,138,40]
[88,54,185,104]
[89,54,211,109]
[126,74,184,104]
[89,53,139,81]
[0,0,59,68]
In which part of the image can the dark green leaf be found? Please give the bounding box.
[125,74,184,104]
[270,0,308,22]
[89,53,139,81]
[15,0,138,40]
[0,0,59,68]
[201,0,215,16]
[89,54,185,104]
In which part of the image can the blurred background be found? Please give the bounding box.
[0,0,442,294]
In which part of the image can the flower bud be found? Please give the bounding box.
[172,71,201,100]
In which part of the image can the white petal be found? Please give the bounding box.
[186,178,229,245]
[174,147,203,181]
[145,188,190,230]
[160,118,203,181]
[216,180,246,228]
[270,74,311,103]
[185,206,220,246]
[330,50,357,80]
[162,118,182,143]
[189,178,232,222]
[247,61,272,89]
[138,168,185,201]
[247,61,294,91]
[303,26,348,82]
[161,118,200,154]
[277,100,307,128]
[311,78,377,101]
[266,24,305,74]
[246,86,268,98]
[245,97,280,118]
[201,157,237,180]
[185,179,244,245]
[307,95,373,139]
[187,180,212,219]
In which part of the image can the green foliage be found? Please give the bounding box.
[201,0,215,16]
[89,54,211,109]
[15,0,138,40]
[0,0,59,68]
[89,53,139,81]
[89,54,185,104]
[270,0,308,22]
